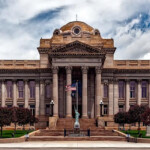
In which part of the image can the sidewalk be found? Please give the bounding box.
[0,141,150,148]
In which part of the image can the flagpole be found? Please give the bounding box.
[76,80,78,113]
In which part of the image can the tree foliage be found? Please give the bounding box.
[142,108,150,126]
[0,107,38,137]
[0,107,12,137]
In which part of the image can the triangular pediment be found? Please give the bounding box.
[50,41,104,55]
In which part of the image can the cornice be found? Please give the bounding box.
[0,68,52,74]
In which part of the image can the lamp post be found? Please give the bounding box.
[99,100,104,117]
[50,100,54,117]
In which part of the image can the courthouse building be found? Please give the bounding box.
[0,21,150,128]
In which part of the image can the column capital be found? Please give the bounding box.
[23,79,29,82]
[65,66,72,74]
[95,66,102,74]
[137,79,142,83]
[12,79,17,83]
[125,79,130,83]
[52,66,59,74]
[81,66,88,74]
[35,79,40,84]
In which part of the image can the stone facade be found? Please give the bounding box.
[0,21,150,129]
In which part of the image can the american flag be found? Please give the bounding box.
[66,83,76,91]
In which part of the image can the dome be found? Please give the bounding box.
[60,21,94,32]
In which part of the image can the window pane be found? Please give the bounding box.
[104,84,108,98]
[29,81,35,98]
[6,81,13,98]
[119,81,124,98]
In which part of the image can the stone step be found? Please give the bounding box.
[29,136,126,141]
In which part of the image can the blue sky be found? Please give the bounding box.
[0,0,150,60]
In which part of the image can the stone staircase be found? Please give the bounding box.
[28,118,126,141]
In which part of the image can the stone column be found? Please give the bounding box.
[108,80,114,115]
[13,80,17,107]
[95,67,102,117]
[24,80,29,108]
[40,80,45,116]
[35,80,40,116]
[82,66,88,118]
[114,80,119,114]
[137,80,141,105]
[126,80,130,111]
[52,67,59,117]
[65,66,72,118]
[1,80,5,107]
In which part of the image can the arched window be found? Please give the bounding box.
[130,81,136,98]
[119,81,125,99]
[104,84,108,98]
[18,81,24,98]
[6,81,13,98]
[29,81,35,99]
[45,84,51,99]
[142,81,148,98]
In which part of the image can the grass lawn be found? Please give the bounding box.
[0,130,33,138]
[121,130,150,138]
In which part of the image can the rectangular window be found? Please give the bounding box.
[30,105,35,116]
[119,105,124,112]
[103,84,108,98]
[142,81,147,98]
[29,81,35,99]
[45,84,51,98]
[18,104,24,108]
[104,105,108,115]
[46,104,50,115]
[130,81,136,98]
[6,81,13,98]
[119,81,125,99]
[7,105,12,108]
[18,81,24,98]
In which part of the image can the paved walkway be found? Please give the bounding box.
[0,141,150,148]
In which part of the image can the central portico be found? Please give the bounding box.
[50,41,105,118]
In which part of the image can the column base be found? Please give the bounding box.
[66,115,72,118]
[82,115,88,118]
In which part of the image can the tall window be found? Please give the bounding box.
[18,81,24,98]
[45,84,51,98]
[104,84,108,98]
[29,81,35,99]
[104,105,108,115]
[119,81,125,99]
[46,104,50,115]
[142,81,148,98]
[6,81,13,98]
[30,105,35,116]
[130,81,136,98]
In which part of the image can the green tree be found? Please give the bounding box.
[128,105,147,133]
[114,111,128,130]
[0,107,12,137]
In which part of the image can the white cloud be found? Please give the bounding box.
[0,0,150,60]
